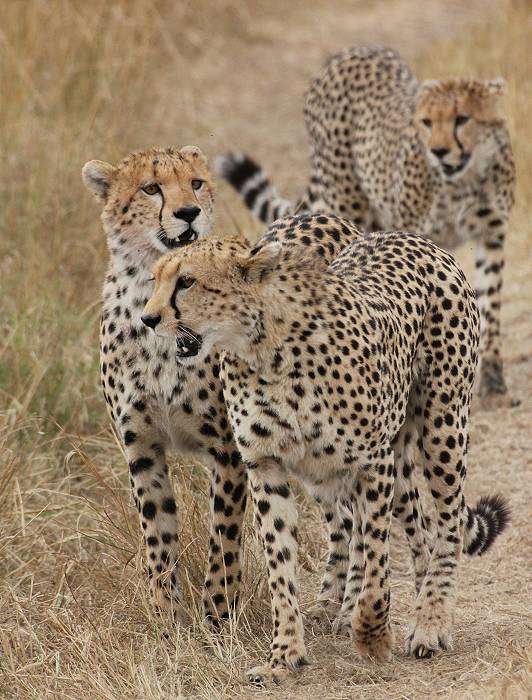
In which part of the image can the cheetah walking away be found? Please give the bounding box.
[218,47,515,397]
[144,214,509,684]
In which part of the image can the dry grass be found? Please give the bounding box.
[1,0,531,698]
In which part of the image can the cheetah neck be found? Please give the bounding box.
[233,272,331,379]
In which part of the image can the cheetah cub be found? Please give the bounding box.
[82,146,247,625]
[145,214,509,684]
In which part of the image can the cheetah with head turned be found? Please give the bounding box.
[218,46,516,398]
[82,146,248,624]
[144,213,509,684]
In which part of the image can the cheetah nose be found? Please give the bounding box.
[173,206,200,223]
[431,147,450,160]
[141,313,161,329]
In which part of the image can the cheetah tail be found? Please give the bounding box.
[463,494,510,556]
[214,152,296,224]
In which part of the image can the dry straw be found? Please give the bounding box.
[1,1,531,698]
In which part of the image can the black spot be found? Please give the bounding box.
[162,498,177,514]
[142,501,156,520]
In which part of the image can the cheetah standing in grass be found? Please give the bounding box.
[82,145,447,627]
[218,46,515,397]
[82,146,248,624]
[144,214,509,684]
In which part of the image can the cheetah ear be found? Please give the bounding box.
[82,160,116,203]
[486,78,506,96]
[180,145,208,165]
[478,78,507,121]
[238,242,282,283]
[416,79,440,98]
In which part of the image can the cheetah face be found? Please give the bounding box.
[141,235,280,365]
[82,145,215,258]
[415,78,507,180]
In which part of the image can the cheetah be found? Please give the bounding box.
[217,46,515,398]
[82,146,248,624]
[144,213,509,684]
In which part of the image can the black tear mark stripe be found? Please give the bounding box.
[453,122,465,155]
[158,182,166,225]
[170,277,181,319]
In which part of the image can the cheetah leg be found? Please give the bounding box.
[474,228,507,396]
[406,394,468,658]
[392,418,433,594]
[245,462,308,686]
[306,494,351,626]
[350,448,395,662]
[331,495,364,637]
[305,132,373,230]
[202,451,247,625]
[122,422,187,624]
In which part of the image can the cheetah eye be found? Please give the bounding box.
[191,179,204,191]
[177,275,195,289]
[421,118,432,128]
[455,114,470,127]
[142,183,161,196]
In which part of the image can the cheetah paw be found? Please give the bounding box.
[353,623,394,662]
[331,612,352,638]
[245,648,310,686]
[305,599,341,629]
[406,622,452,659]
[245,664,285,687]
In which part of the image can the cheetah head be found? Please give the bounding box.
[82,145,214,258]
[141,235,281,364]
[414,78,507,179]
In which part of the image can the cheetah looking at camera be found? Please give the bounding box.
[218,46,515,397]
[82,146,248,624]
[144,214,509,684]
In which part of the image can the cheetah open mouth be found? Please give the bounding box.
[159,227,198,249]
[442,154,470,177]
[175,327,203,359]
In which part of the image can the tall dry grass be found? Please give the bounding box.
[0,1,531,698]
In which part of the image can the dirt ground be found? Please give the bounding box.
[1,0,531,698]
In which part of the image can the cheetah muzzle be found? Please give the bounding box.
[158,226,199,249]
[175,325,202,359]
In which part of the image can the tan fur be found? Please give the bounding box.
[219,47,515,397]
[82,147,248,626]
[415,79,507,170]
[145,214,509,685]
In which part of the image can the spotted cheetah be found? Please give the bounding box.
[218,46,515,398]
[82,145,441,629]
[144,214,509,684]
[82,146,248,624]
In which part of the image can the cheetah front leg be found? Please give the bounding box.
[202,449,247,625]
[474,224,507,397]
[245,462,308,686]
[305,493,351,626]
[120,418,188,624]
[331,496,364,637]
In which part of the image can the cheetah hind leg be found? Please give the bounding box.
[392,418,433,594]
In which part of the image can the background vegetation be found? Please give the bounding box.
[1,1,530,697]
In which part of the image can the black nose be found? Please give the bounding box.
[431,147,450,160]
[141,313,161,329]
[174,206,200,223]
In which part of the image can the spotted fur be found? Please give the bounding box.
[82,146,247,624]
[145,214,510,683]
[217,46,515,397]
